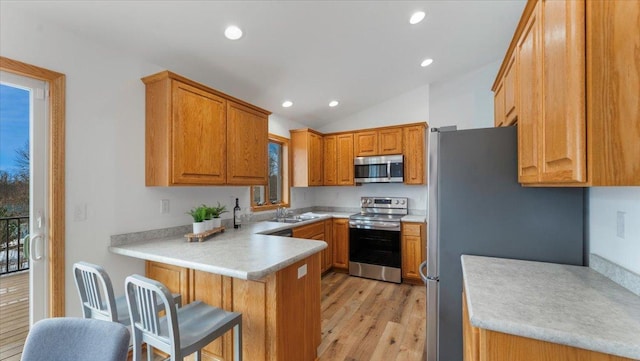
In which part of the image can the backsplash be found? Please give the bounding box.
[590,253,640,296]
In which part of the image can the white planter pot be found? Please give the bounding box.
[193,222,207,234]
[204,219,213,230]
[211,218,222,229]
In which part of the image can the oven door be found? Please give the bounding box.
[349,227,401,268]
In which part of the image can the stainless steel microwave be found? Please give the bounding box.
[354,154,404,183]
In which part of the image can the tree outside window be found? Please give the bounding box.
[252,134,289,210]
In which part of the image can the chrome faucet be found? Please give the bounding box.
[276,207,289,220]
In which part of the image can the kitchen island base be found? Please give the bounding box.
[146,253,321,361]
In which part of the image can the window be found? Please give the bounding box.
[251,134,290,211]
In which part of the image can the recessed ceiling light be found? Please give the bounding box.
[421,58,434,67]
[224,25,243,40]
[409,11,426,25]
[282,100,293,108]
[329,100,339,107]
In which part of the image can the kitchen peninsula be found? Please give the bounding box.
[110,220,329,361]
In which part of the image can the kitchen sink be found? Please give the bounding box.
[271,213,323,223]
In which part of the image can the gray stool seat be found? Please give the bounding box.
[125,274,242,361]
[73,261,182,326]
[21,317,130,361]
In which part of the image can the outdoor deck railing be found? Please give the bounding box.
[0,216,30,275]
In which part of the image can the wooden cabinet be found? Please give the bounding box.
[226,101,269,185]
[493,80,506,127]
[586,0,640,186]
[323,133,355,186]
[503,54,517,126]
[354,128,403,156]
[516,1,543,184]
[292,220,333,274]
[462,290,634,361]
[323,135,337,185]
[403,124,427,185]
[142,71,270,186]
[401,222,426,283]
[332,219,349,270]
[494,53,518,128]
[494,0,639,186]
[323,220,333,272]
[146,254,321,361]
[291,129,323,187]
[323,133,354,186]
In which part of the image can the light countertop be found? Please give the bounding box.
[461,255,640,360]
[110,219,331,281]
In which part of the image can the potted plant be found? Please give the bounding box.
[187,206,207,234]
[202,204,214,230]
[208,202,228,228]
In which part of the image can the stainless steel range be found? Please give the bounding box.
[349,196,407,284]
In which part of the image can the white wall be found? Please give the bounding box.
[429,60,499,130]
[589,188,640,274]
[0,7,306,316]
[312,60,499,211]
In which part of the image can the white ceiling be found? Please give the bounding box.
[4,0,526,128]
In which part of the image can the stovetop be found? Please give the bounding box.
[349,212,405,222]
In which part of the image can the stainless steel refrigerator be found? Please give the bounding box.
[423,126,585,361]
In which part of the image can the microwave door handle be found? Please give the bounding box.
[387,162,391,180]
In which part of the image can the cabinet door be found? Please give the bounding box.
[332,219,349,270]
[517,2,542,184]
[323,135,337,185]
[172,81,227,184]
[462,291,479,361]
[309,132,324,186]
[504,53,518,126]
[145,261,190,303]
[378,128,403,155]
[401,223,425,281]
[354,131,378,156]
[336,133,354,186]
[540,0,586,183]
[494,81,506,127]
[323,220,333,272]
[403,125,426,185]
[226,101,268,185]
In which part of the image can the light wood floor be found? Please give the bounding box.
[0,272,29,361]
[1,271,425,361]
[318,272,426,361]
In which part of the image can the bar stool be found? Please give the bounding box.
[125,274,242,361]
[73,261,182,326]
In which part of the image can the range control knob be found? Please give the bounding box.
[394,200,400,204]
[401,200,406,205]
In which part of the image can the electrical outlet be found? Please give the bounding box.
[298,264,307,279]
[161,199,170,214]
[73,203,87,222]
[616,211,626,239]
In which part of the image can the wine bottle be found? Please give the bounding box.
[233,198,241,229]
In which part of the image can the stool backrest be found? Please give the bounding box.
[125,274,180,355]
[73,262,119,322]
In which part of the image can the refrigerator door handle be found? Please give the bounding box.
[419,261,427,283]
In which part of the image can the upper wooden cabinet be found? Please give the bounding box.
[403,124,427,185]
[493,80,506,128]
[291,129,323,186]
[226,101,269,185]
[354,128,403,156]
[142,71,270,186]
[493,0,640,186]
[323,133,355,186]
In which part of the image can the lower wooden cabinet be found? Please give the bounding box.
[332,219,349,270]
[292,220,334,274]
[462,290,634,361]
[323,219,333,272]
[401,222,426,282]
[147,254,321,361]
